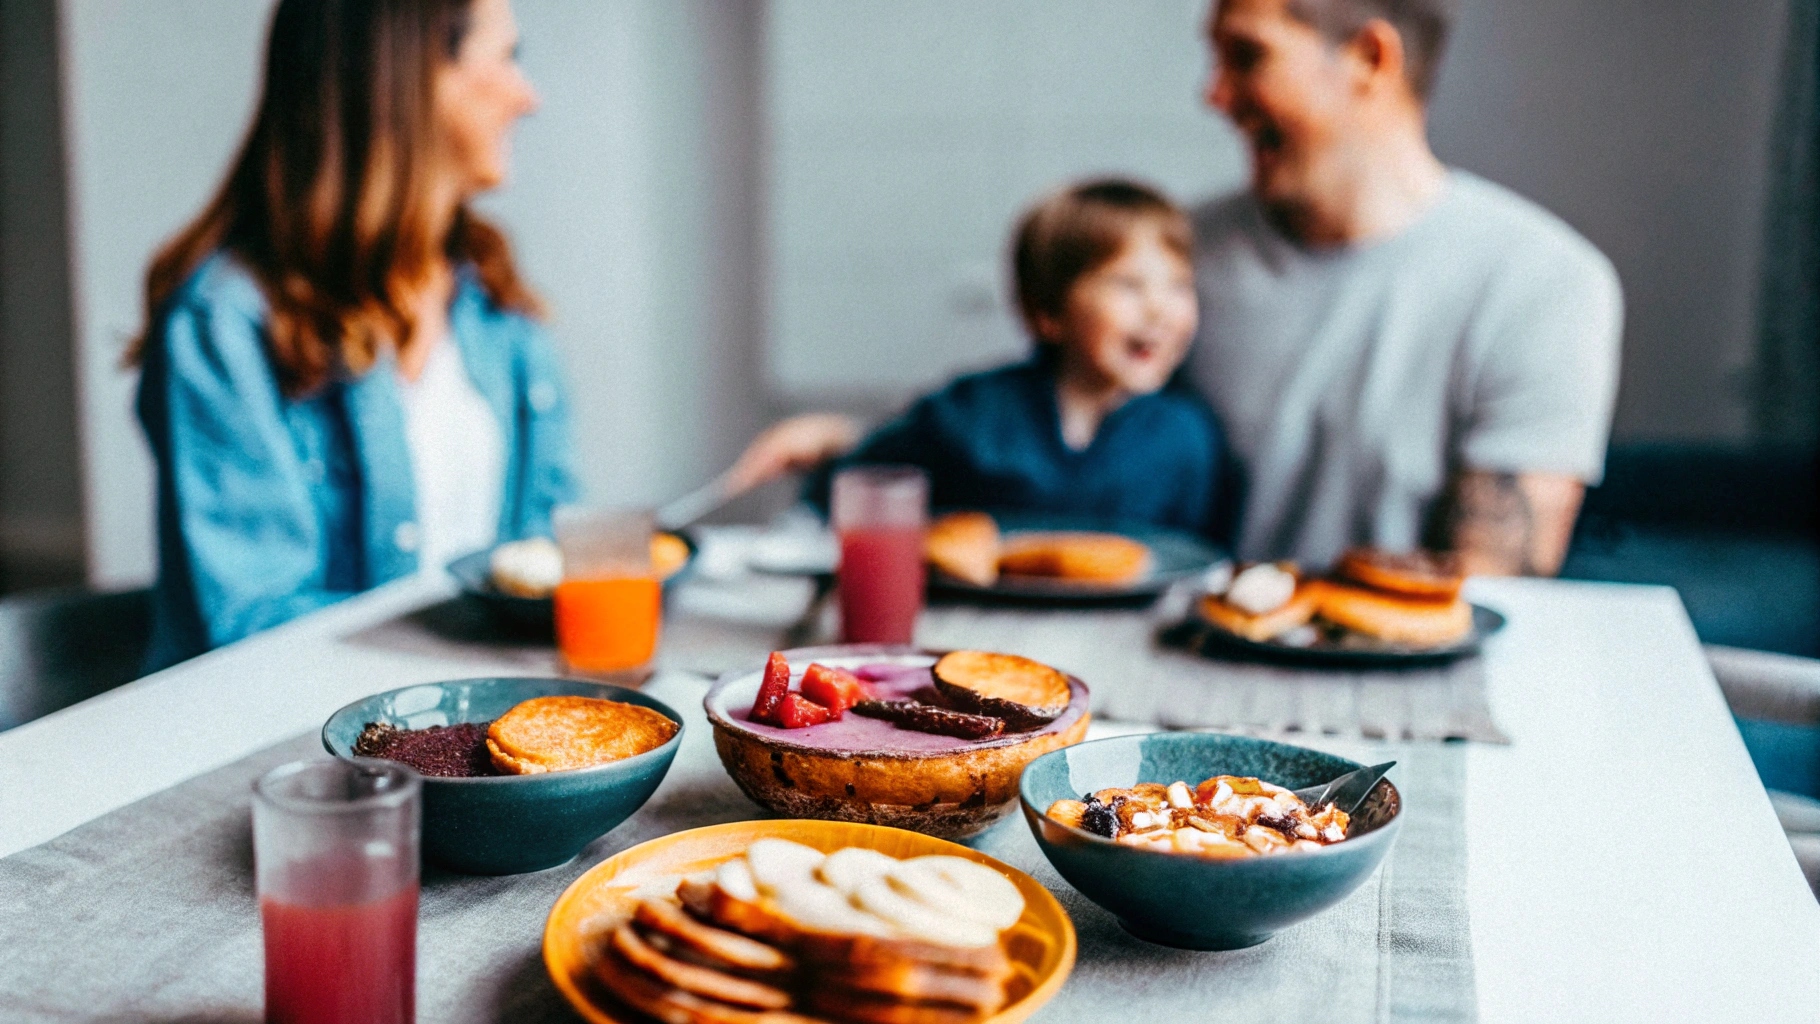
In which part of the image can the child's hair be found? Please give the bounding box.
[1011,178,1193,334]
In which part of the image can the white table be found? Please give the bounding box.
[1,574,1815,1022]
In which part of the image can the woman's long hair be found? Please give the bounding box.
[132,0,540,396]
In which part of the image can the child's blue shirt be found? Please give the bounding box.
[808,354,1225,537]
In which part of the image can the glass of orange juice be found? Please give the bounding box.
[553,507,661,676]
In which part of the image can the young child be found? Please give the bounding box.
[740,178,1223,536]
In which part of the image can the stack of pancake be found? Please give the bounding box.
[1317,548,1472,646]
[1198,548,1472,648]
[924,511,1151,588]
[592,840,1025,1024]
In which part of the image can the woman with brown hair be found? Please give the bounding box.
[134,0,575,671]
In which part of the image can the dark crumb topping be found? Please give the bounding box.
[353,720,499,778]
[1080,797,1118,838]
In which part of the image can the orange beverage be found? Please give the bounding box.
[554,575,662,673]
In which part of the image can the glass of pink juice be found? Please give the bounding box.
[253,758,421,1024]
[832,465,928,644]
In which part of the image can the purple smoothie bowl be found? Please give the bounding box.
[704,644,1091,839]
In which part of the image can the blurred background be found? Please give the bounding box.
[0,0,1814,658]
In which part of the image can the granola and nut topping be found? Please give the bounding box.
[1046,776,1350,858]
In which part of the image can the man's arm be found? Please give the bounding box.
[1433,470,1585,577]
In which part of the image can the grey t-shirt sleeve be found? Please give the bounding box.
[1456,237,1624,483]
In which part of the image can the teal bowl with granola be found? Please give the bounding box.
[1019,732,1401,950]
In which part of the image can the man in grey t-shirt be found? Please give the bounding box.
[1192,0,1623,575]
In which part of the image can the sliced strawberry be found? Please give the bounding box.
[777,692,834,729]
[749,651,791,724]
[800,663,871,717]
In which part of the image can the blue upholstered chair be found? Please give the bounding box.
[1708,644,1820,898]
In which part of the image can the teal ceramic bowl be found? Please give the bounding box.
[1019,732,1401,950]
[322,678,683,875]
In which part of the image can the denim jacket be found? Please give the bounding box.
[136,252,578,671]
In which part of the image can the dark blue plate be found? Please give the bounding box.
[930,514,1224,604]
[1172,603,1506,666]
[1020,732,1401,950]
[447,532,698,635]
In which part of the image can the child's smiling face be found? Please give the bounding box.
[1037,226,1199,397]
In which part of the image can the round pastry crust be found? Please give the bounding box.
[710,713,1089,839]
[705,647,1090,839]
[1334,548,1463,601]
[1312,581,1473,646]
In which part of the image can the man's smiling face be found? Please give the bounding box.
[1205,0,1360,218]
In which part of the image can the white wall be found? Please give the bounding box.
[59,0,270,587]
[765,0,1245,403]
[58,0,762,585]
[1429,0,1790,443]
[486,0,766,507]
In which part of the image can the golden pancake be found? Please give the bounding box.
[804,987,987,1024]
[924,512,1000,587]
[591,947,824,1024]
[486,696,678,775]
[1335,547,1463,601]
[1312,580,1473,647]
[996,533,1151,584]
[794,929,1012,978]
[1198,584,1321,642]
[636,898,796,976]
[814,959,1006,1012]
[610,924,795,1010]
[654,532,692,580]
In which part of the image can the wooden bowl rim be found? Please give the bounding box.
[702,645,1090,760]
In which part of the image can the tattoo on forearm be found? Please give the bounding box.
[1441,472,1539,576]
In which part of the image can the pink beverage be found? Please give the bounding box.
[253,759,421,1024]
[262,884,417,1024]
[839,526,927,643]
[832,466,929,644]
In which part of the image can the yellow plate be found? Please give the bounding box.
[543,819,1077,1024]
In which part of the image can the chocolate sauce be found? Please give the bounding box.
[850,700,1005,739]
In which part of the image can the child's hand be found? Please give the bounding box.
[725,414,863,494]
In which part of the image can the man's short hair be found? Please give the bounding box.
[1012,178,1193,330]
[1286,0,1455,99]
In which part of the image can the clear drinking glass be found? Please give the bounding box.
[554,506,661,675]
[253,758,420,1024]
[831,465,929,644]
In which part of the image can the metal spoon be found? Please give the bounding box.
[1292,761,1396,815]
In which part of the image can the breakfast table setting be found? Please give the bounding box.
[0,517,1817,1024]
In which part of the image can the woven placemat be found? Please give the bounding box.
[918,600,1509,744]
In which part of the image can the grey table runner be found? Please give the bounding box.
[919,598,1510,744]
[0,671,1475,1023]
[342,574,1508,743]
